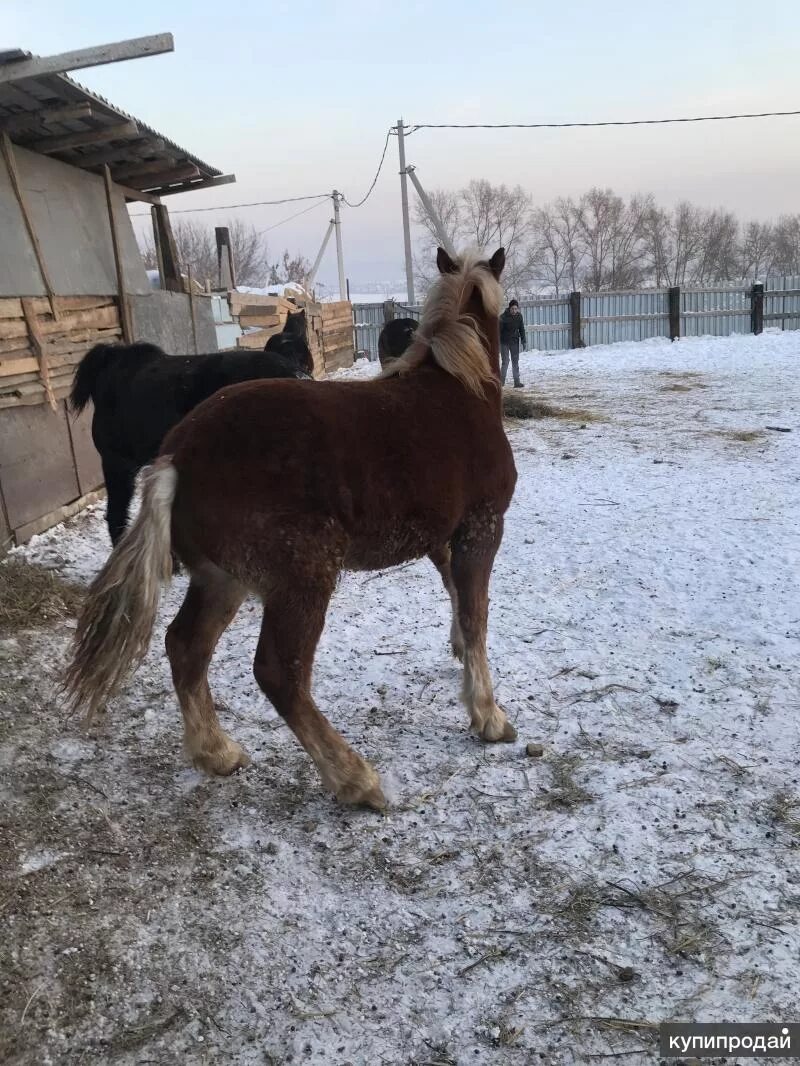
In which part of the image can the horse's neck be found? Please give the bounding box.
[464,291,501,381]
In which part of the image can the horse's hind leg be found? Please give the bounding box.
[253,572,386,810]
[165,563,248,774]
[101,456,137,545]
[450,512,517,744]
[429,544,465,661]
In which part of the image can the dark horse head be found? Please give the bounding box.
[378,317,418,369]
[264,309,313,377]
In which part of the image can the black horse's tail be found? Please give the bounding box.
[70,344,123,413]
[70,342,163,413]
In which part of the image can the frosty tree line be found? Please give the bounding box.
[414,182,800,295]
[140,184,800,295]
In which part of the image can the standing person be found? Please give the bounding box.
[499,299,527,388]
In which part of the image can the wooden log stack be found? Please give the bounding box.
[319,300,355,374]
[0,295,122,409]
[232,291,354,378]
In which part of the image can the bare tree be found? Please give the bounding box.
[139,217,272,287]
[412,180,536,295]
[406,183,800,298]
[772,215,800,275]
[738,221,775,279]
[268,249,312,286]
[574,188,651,291]
[693,209,739,285]
[529,199,585,294]
[642,202,706,287]
[459,180,535,293]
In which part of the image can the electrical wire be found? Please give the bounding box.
[406,109,800,134]
[342,129,392,208]
[258,198,330,235]
[164,191,330,214]
[129,192,329,218]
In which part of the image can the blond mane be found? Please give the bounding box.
[381,250,503,396]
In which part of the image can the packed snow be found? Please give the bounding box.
[2,330,799,1065]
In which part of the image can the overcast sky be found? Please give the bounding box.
[5,0,800,286]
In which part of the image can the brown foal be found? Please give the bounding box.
[65,247,518,810]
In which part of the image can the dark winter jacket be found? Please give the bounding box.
[499,307,526,348]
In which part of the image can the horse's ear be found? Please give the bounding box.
[488,247,505,280]
[437,248,459,275]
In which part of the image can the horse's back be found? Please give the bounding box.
[164,370,515,571]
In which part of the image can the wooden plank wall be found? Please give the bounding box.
[0,295,122,408]
[0,294,113,549]
[320,300,355,373]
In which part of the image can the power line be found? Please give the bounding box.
[130,192,329,219]
[342,130,392,208]
[258,198,330,235]
[160,191,330,213]
[406,108,800,134]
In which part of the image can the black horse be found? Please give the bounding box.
[70,311,313,544]
[378,317,418,369]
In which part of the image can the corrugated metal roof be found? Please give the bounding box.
[0,48,228,198]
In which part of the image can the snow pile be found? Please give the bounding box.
[235,281,311,300]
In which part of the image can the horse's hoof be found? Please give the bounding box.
[335,765,387,810]
[479,715,518,744]
[190,738,251,776]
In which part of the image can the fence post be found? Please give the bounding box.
[751,283,764,335]
[569,291,582,349]
[668,285,681,341]
[382,299,395,324]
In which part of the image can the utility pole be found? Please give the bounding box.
[332,190,347,302]
[396,118,415,304]
[306,218,335,291]
[404,165,456,258]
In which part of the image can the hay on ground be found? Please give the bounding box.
[0,559,83,635]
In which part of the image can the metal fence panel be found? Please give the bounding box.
[764,274,800,329]
[583,290,669,346]
[354,275,800,361]
[520,299,570,351]
[353,302,422,361]
[681,286,751,337]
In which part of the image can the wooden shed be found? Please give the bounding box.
[0,36,233,551]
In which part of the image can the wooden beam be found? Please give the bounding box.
[20,298,56,410]
[156,173,236,197]
[0,101,93,133]
[0,34,175,85]
[151,205,166,289]
[569,290,583,349]
[187,267,199,354]
[751,282,765,335]
[28,120,139,155]
[0,133,58,319]
[668,285,681,342]
[118,182,161,206]
[114,161,199,187]
[73,136,165,169]
[103,165,132,341]
[151,204,183,293]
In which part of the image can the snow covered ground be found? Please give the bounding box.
[2,331,799,1065]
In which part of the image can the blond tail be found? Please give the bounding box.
[63,459,177,722]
